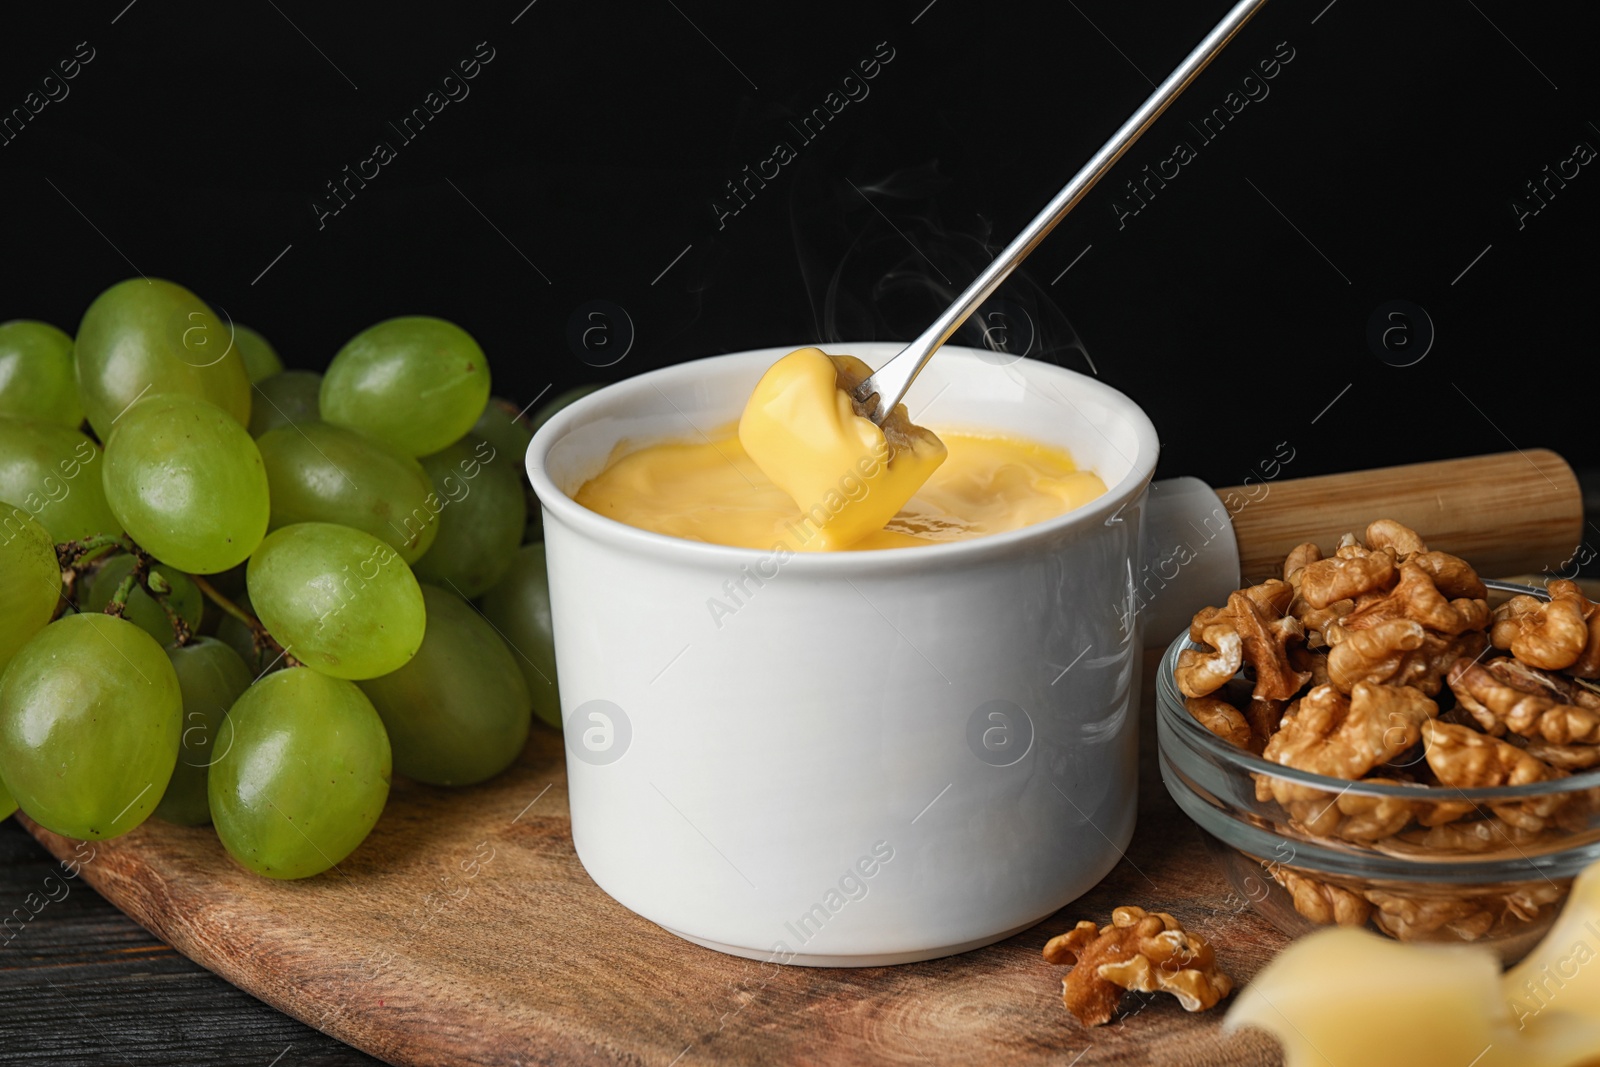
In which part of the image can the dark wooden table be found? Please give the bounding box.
[0,818,382,1066]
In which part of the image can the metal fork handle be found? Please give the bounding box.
[1483,577,1550,600]
[853,0,1270,423]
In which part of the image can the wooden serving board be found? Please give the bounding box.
[25,649,1287,1066]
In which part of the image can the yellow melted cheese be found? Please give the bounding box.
[575,347,1107,551]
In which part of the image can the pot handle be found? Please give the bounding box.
[1138,477,1243,646]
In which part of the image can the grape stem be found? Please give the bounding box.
[192,575,300,670]
[137,565,194,647]
[56,532,133,570]
[93,540,195,646]
[103,572,139,617]
[52,533,137,621]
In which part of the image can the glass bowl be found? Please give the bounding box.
[1155,631,1600,962]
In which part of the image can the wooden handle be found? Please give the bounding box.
[1220,449,1583,582]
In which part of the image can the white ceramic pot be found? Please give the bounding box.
[527,342,1160,966]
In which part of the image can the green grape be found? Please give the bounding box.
[82,553,203,646]
[247,522,425,680]
[257,421,438,563]
[0,320,82,428]
[0,504,61,674]
[248,370,321,438]
[0,779,15,822]
[359,585,530,785]
[320,317,490,457]
[0,612,181,839]
[153,637,253,826]
[233,325,283,383]
[480,543,559,729]
[470,397,532,467]
[521,384,601,542]
[103,393,270,574]
[74,277,252,438]
[529,384,603,435]
[209,667,391,878]
[412,435,524,597]
[0,416,121,543]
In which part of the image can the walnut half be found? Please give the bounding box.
[1423,720,1570,832]
[1491,580,1597,672]
[1447,657,1600,744]
[1042,907,1234,1026]
[1270,866,1372,927]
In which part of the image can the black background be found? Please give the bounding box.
[1,2,1598,1060]
[3,0,1597,503]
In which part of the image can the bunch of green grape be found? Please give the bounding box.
[0,279,586,879]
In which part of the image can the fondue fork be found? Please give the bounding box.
[854,0,1270,424]
[1483,578,1550,600]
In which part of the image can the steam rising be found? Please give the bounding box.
[791,161,1096,374]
